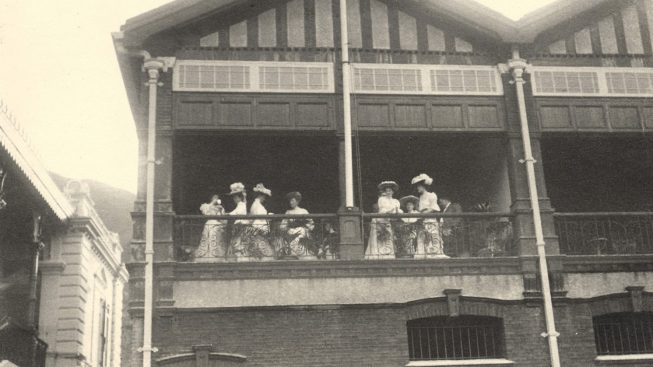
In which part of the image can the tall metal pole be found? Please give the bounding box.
[142,59,165,367]
[339,0,355,208]
[509,50,561,367]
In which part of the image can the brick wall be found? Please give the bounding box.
[144,295,653,367]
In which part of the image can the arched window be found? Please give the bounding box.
[593,312,653,355]
[407,316,505,361]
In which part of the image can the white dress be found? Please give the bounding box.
[246,198,275,259]
[415,191,447,258]
[227,201,248,259]
[365,196,401,259]
[194,203,226,260]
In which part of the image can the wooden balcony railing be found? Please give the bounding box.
[175,212,515,261]
[555,212,653,255]
[0,318,48,367]
[363,213,514,259]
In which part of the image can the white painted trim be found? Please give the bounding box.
[595,354,653,362]
[352,63,504,96]
[530,66,653,97]
[406,359,514,366]
[173,60,335,93]
[0,100,73,220]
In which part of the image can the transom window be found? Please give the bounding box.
[594,313,653,355]
[173,60,334,93]
[531,66,653,97]
[407,316,505,361]
[352,63,504,96]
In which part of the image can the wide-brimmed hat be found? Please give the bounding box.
[377,180,399,192]
[399,195,419,211]
[253,183,272,197]
[228,182,246,196]
[411,173,434,186]
[286,191,302,202]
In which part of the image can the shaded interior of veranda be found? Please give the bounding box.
[173,134,516,260]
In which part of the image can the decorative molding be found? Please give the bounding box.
[0,97,74,220]
[171,257,523,280]
[626,286,645,313]
[562,255,653,273]
[444,289,462,317]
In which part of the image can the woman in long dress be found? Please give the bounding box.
[365,181,401,259]
[194,194,226,261]
[412,173,448,258]
[226,182,249,260]
[243,183,275,260]
[279,191,316,259]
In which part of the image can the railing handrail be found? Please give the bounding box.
[363,212,513,219]
[175,212,513,220]
[175,213,338,220]
[554,212,653,218]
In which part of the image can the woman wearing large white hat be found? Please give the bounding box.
[411,174,448,258]
[243,183,275,260]
[365,180,402,260]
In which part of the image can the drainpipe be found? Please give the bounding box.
[141,58,167,367]
[339,0,354,208]
[508,48,561,367]
[114,35,174,367]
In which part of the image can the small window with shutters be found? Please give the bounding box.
[173,60,334,93]
[352,64,503,96]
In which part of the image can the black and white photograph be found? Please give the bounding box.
[1,0,653,366]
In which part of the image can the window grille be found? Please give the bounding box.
[407,316,505,361]
[594,313,653,355]
[531,67,653,97]
[173,61,334,93]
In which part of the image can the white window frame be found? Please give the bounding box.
[351,63,504,96]
[173,60,335,93]
[530,66,653,97]
[406,359,514,366]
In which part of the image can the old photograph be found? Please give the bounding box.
[1,0,653,366]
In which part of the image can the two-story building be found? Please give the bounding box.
[0,98,128,367]
[114,0,653,366]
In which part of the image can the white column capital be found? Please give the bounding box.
[508,58,531,82]
[142,57,176,82]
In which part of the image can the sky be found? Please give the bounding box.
[0,0,554,193]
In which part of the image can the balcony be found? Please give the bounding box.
[174,212,514,262]
[0,318,47,367]
[555,212,653,255]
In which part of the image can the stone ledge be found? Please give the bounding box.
[171,257,523,280]
[595,354,653,365]
[406,359,514,366]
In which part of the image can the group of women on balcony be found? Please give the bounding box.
[365,173,450,259]
[194,182,321,261]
